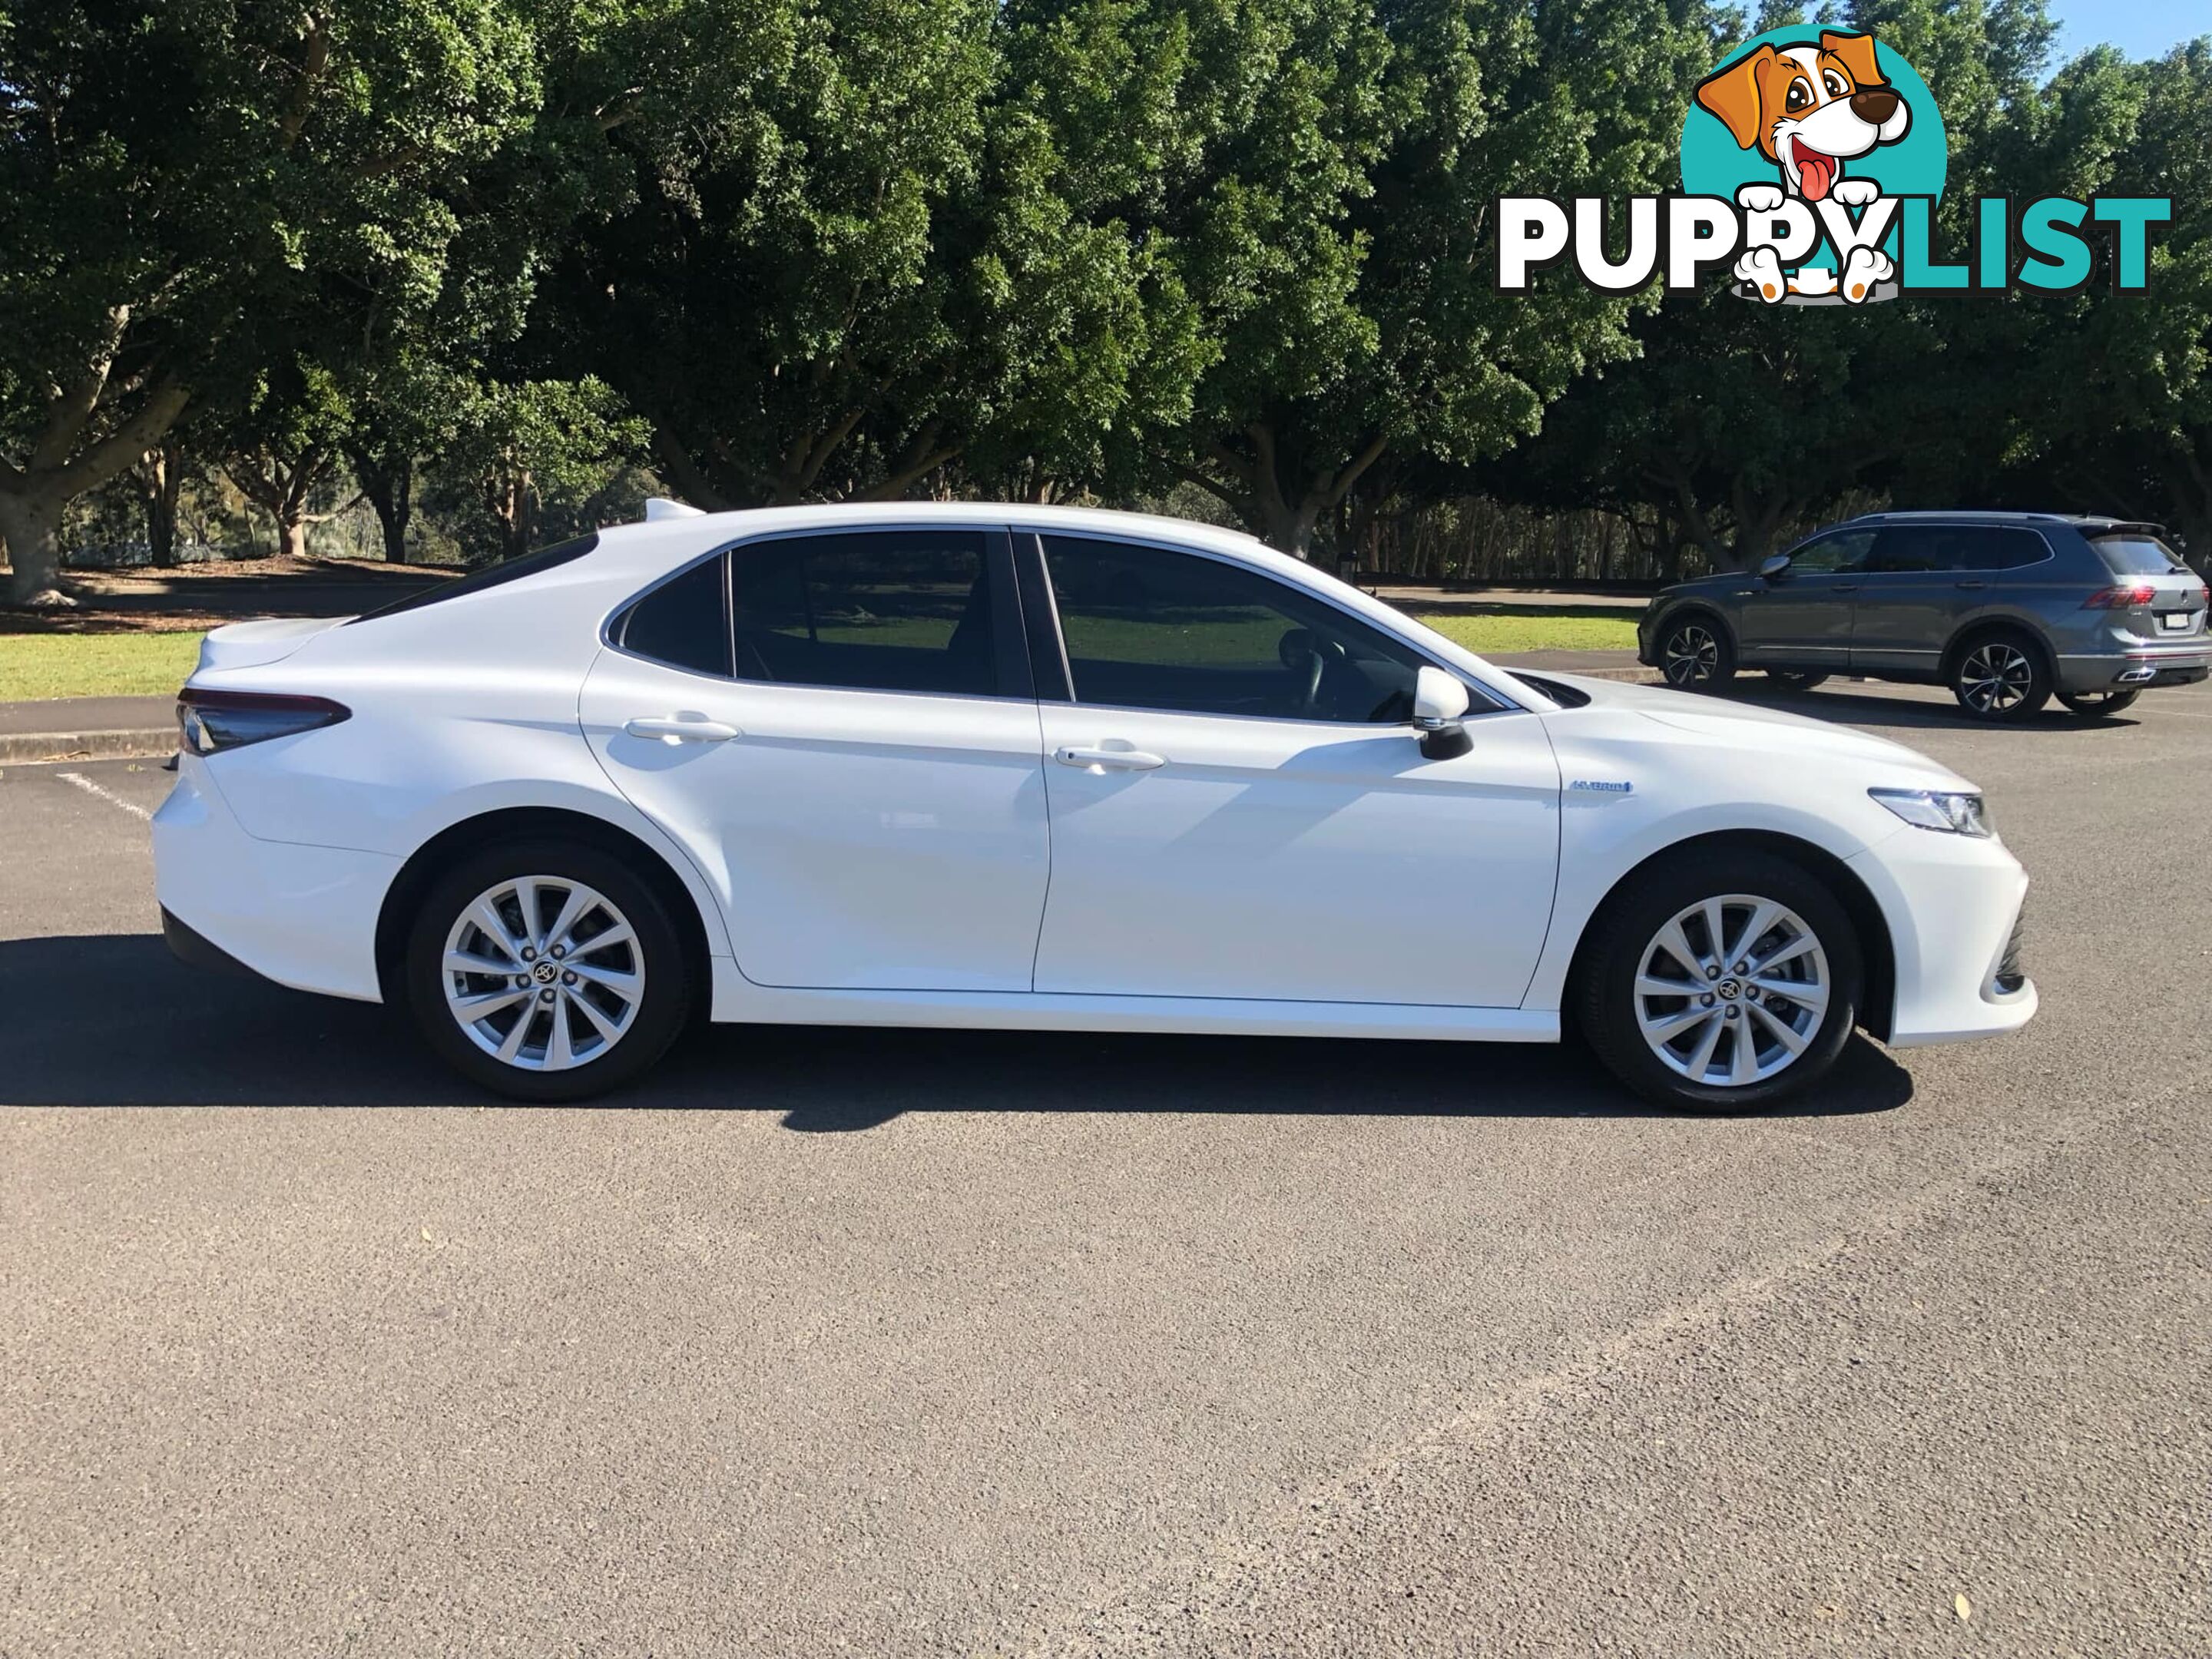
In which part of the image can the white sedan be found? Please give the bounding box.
[152,503,2035,1109]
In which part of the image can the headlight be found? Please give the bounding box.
[1869,787,1994,837]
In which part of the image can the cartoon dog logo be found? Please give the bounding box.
[1694,31,1912,303]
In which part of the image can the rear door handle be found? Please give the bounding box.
[624,716,741,743]
[1955,580,1988,591]
[1831,582,1860,593]
[1055,745,1165,773]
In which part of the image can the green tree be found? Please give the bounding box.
[1128,0,1725,555]
[0,0,540,604]
[432,378,648,561]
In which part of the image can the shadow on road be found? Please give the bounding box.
[1,933,1915,1124]
[1727,679,2140,733]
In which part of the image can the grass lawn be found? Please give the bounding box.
[0,632,204,701]
[1412,611,1641,654]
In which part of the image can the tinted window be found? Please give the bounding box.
[2090,534,2188,576]
[1872,525,2048,573]
[1041,536,1442,723]
[349,534,599,623]
[730,531,998,696]
[1783,531,1873,575]
[620,555,731,676]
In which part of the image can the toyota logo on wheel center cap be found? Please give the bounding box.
[1717,979,1742,1000]
[533,962,558,983]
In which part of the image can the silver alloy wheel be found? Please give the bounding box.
[1662,622,1720,686]
[1633,892,1830,1088]
[441,876,644,1071]
[1958,641,2035,714]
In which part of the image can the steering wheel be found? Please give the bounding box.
[1277,628,1346,716]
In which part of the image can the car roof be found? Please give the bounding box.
[594,499,1269,561]
[1829,510,2164,535]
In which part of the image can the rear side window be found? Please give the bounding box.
[1041,535,1447,723]
[1871,526,2047,573]
[349,534,599,623]
[619,555,731,676]
[729,531,999,696]
[2090,534,2188,576]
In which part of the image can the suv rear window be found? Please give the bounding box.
[349,534,600,623]
[2089,534,2189,576]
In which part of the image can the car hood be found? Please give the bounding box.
[1524,672,1972,789]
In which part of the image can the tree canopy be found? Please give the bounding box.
[2,0,2206,590]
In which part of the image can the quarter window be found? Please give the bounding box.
[618,554,731,677]
[729,531,1000,697]
[1041,535,1448,723]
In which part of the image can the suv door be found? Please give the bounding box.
[1024,532,1561,1008]
[1852,525,2050,674]
[1734,529,1873,664]
[580,526,1051,992]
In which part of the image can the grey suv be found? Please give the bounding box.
[1637,513,2210,720]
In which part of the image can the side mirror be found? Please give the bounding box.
[1413,666,1472,760]
[1759,553,1793,579]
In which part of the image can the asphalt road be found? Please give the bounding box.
[3,678,2208,1657]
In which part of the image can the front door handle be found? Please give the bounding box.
[1055,745,1165,773]
[1830,582,1860,593]
[1955,580,1988,591]
[624,716,742,743]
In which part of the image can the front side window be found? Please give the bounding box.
[729,531,999,696]
[1041,535,1447,723]
[1783,531,1874,575]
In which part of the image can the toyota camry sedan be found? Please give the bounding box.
[152,502,2036,1110]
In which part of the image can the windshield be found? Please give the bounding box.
[2089,534,2187,577]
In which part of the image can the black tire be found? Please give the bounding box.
[1765,669,1830,690]
[1574,848,1861,1113]
[1948,629,2051,722]
[1657,612,1736,691]
[403,837,694,1101]
[2055,687,2141,719]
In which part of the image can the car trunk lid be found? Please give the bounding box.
[190,616,350,677]
[2086,531,2207,641]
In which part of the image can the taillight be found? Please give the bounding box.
[2083,584,2159,609]
[176,687,350,755]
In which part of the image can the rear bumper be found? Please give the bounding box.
[151,757,396,1002]
[1847,831,2036,1048]
[2054,642,2211,693]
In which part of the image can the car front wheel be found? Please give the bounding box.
[1575,849,1861,1111]
[1658,615,1735,691]
[404,839,693,1101]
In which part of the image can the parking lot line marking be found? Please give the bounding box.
[55,770,153,822]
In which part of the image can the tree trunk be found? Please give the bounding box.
[129,440,185,568]
[0,488,71,608]
[352,451,413,563]
[276,515,312,560]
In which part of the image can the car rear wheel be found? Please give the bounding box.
[2055,687,2141,718]
[404,839,693,1101]
[1765,669,1830,690]
[1575,849,1860,1112]
[1949,632,2051,721]
[1659,615,1735,691]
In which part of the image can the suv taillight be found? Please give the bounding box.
[2083,584,2159,609]
[177,687,351,755]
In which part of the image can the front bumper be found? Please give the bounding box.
[152,757,396,1002]
[1847,828,2036,1048]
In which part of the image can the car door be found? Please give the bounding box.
[1851,525,2048,674]
[1023,532,1561,1008]
[579,525,1051,992]
[1732,529,1874,664]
